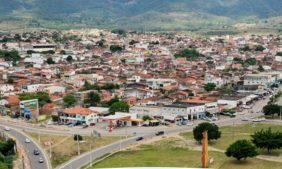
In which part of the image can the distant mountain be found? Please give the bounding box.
[0,0,281,31]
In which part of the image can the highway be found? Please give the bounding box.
[0,125,51,169]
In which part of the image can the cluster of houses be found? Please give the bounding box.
[0,29,281,127]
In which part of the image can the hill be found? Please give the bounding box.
[0,0,281,31]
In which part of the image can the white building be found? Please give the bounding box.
[0,84,14,95]
[32,44,56,52]
[146,78,177,90]
[244,72,280,87]
[130,103,207,121]
[129,106,161,118]
[21,84,45,93]
[44,86,66,94]
[24,53,45,65]
[204,72,226,87]
[59,107,99,125]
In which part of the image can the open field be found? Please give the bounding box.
[87,123,282,169]
[88,137,281,169]
[181,123,282,151]
[26,132,120,167]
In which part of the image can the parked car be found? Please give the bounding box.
[242,105,252,109]
[240,117,249,121]
[136,137,144,141]
[33,149,40,155]
[25,138,31,143]
[211,117,218,121]
[4,127,10,131]
[155,131,164,136]
[82,125,89,129]
[186,122,193,126]
[252,118,262,122]
[38,157,44,163]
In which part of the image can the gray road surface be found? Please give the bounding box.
[0,125,51,169]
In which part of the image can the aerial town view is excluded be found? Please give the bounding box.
[0,1,281,169]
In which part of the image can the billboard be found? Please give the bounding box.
[19,99,39,119]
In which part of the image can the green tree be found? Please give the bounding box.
[174,49,203,60]
[276,52,282,56]
[251,128,282,153]
[258,65,264,72]
[7,78,13,84]
[0,139,15,156]
[85,92,101,106]
[66,55,73,62]
[19,92,51,107]
[245,58,257,66]
[188,93,194,97]
[101,83,120,90]
[0,162,8,169]
[60,50,66,55]
[110,45,123,53]
[263,104,281,118]
[46,57,55,64]
[0,49,20,64]
[204,83,216,92]
[63,94,76,107]
[96,39,105,48]
[193,122,221,142]
[73,134,83,141]
[225,140,258,161]
[240,45,251,52]
[111,29,126,36]
[255,45,265,52]
[233,57,243,64]
[105,97,120,107]
[142,115,153,121]
[129,40,139,45]
[109,101,129,114]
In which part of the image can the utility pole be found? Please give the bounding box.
[232,120,235,141]
[76,134,80,155]
[280,106,282,120]
[119,135,122,151]
[38,131,41,143]
[89,140,92,167]
[49,141,52,158]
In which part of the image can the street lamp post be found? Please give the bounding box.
[76,134,80,155]
[280,106,282,120]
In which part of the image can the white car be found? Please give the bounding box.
[186,123,194,126]
[38,157,44,163]
[25,138,31,143]
[260,117,266,121]
[242,105,252,109]
[240,117,249,121]
[4,127,10,131]
[252,118,262,122]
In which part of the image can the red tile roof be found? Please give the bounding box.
[63,107,97,115]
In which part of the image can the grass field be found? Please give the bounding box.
[26,132,120,167]
[88,138,282,169]
[181,123,282,151]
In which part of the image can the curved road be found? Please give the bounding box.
[0,125,51,169]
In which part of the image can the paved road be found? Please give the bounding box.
[58,94,276,169]
[58,113,271,169]
[1,90,279,169]
[0,125,51,169]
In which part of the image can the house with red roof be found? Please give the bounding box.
[59,107,99,125]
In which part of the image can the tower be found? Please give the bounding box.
[202,131,208,168]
